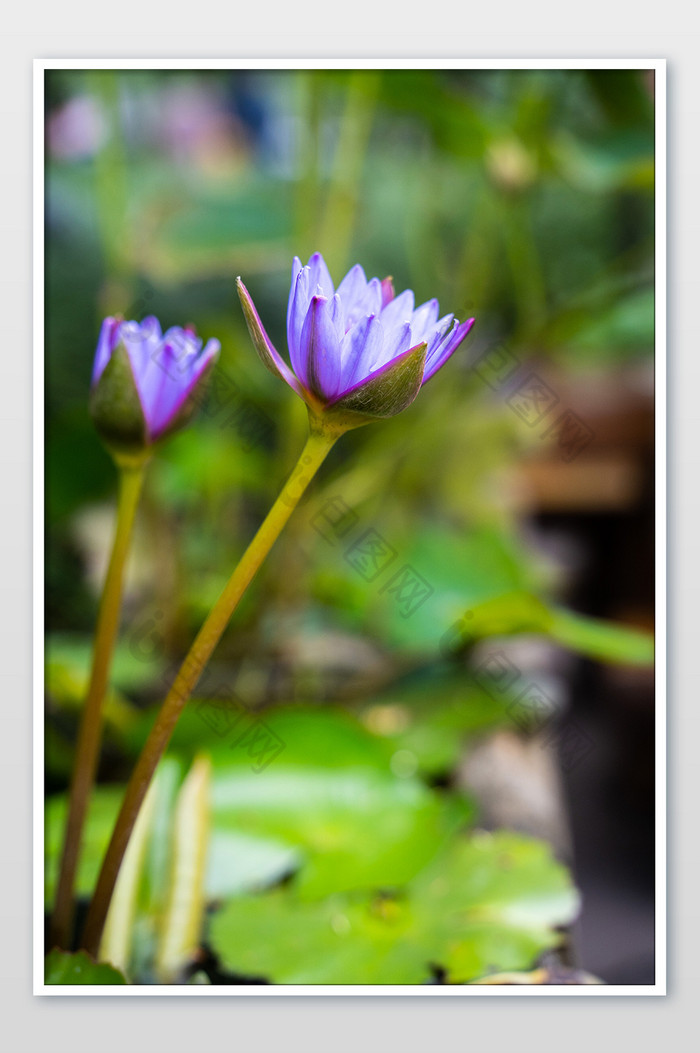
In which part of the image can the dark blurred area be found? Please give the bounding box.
[44,68,655,983]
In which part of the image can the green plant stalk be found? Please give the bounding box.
[99,774,159,975]
[81,425,338,956]
[155,754,211,982]
[51,462,147,951]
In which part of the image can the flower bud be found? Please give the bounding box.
[89,316,220,461]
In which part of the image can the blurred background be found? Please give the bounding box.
[44,68,656,984]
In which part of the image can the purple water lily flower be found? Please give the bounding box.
[90,316,220,454]
[237,253,475,426]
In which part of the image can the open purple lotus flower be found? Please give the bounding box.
[90,316,220,456]
[237,253,474,427]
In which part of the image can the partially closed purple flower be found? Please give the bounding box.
[237,252,474,428]
[90,316,220,457]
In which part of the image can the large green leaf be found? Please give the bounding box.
[211,765,472,899]
[209,830,579,985]
[205,830,301,900]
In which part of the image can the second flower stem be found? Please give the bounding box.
[81,426,337,956]
[51,462,146,950]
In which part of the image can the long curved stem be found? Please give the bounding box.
[81,427,337,956]
[51,462,146,950]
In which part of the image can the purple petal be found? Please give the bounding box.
[147,337,220,440]
[339,314,384,390]
[381,277,395,307]
[153,339,220,439]
[135,340,180,436]
[374,320,413,371]
[423,318,475,382]
[306,252,334,299]
[92,316,121,387]
[286,256,302,339]
[139,316,163,343]
[288,267,312,381]
[301,295,342,401]
[380,289,415,331]
[329,293,346,343]
[363,277,383,318]
[411,298,440,342]
[123,324,192,416]
[424,313,454,359]
[336,263,369,322]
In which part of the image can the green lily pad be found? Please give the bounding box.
[44,949,127,985]
[211,764,473,899]
[205,830,302,900]
[209,831,579,985]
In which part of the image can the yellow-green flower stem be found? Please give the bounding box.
[81,424,339,956]
[51,460,147,950]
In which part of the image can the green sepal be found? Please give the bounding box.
[236,278,282,382]
[89,344,148,458]
[323,341,428,431]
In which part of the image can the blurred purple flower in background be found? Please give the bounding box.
[237,252,474,423]
[90,316,220,452]
[46,95,107,161]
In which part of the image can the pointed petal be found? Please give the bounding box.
[329,293,345,342]
[92,316,121,387]
[302,295,342,401]
[149,339,220,440]
[307,252,335,298]
[286,256,302,337]
[142,341,182,437]
[339,314,384,389]
[423,318,475,382]
[364,277,383,318]
[288,267,312,381]
[380,288,415,330]
[336,263,369,318]
[330,341,427,419]
[140,316,163,342]
[424,313,454,361]
[374,320,412,371]
[381,277,395,307]
[237,278,304,396]
[411,298,440,341]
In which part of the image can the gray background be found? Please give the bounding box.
[3,10,697,1051]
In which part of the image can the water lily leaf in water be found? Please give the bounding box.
[209,830,580,985]
[211,764,473,900]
